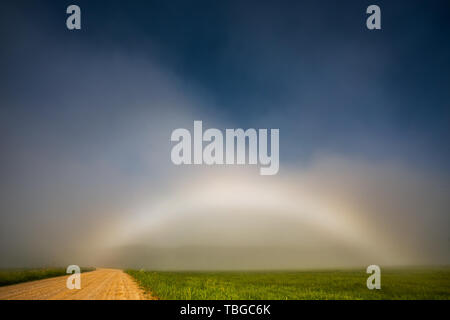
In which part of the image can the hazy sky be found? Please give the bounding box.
[0,0,449,269]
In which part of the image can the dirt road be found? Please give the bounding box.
[0,268,150,300]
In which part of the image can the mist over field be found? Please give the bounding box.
[0,1,449,270]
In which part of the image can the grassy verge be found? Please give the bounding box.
[127,268,450,300]
[0,267,96,287]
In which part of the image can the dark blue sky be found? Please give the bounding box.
[1,0,450,168]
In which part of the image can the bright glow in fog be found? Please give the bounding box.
[100,157,445,269]
[117,171,364,246]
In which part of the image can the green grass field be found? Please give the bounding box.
[0,267,96,287]
[127,268,450,300]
